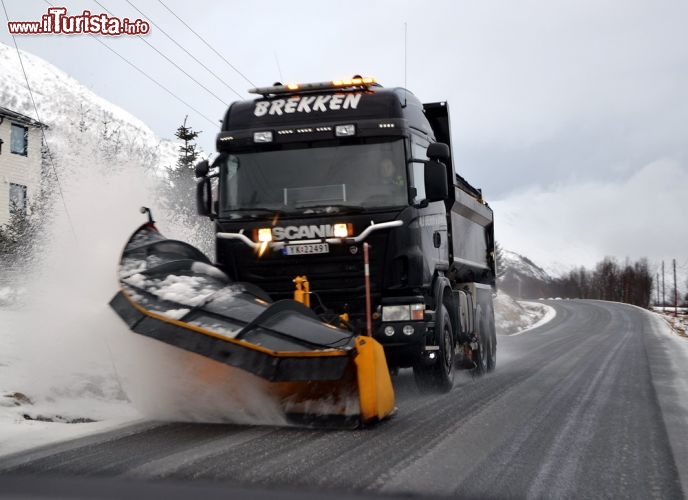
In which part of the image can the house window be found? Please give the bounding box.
[11,124,28,156]
[9,183,27,213]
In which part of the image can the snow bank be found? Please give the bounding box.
[654,311,688,340]
[0,309,139,458]
[0,392,138,458]
[493,291,556,335]
[494,291,556,335]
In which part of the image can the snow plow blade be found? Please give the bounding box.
[109,222,395,427]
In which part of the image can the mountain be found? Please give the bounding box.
[0,41,218,251]
[498,249,553,299]
[0,42,178,174]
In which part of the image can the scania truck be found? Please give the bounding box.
[194,76,497,392]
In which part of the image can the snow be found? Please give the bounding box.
[0,396,139,459]
[501,249,552,282]
[123,274,218,307]
[158,308,191,320]
[511,301,558,336]
[654,309,688,340]
[0,309,140,458]
[0,42,178,169]
[493,291,556,335]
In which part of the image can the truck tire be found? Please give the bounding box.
[414,304,455,393]
[486,307,497,372]
[472,307,488,375]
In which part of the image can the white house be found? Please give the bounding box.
[0,106,44,225]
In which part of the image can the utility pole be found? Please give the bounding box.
[674,258,678,317]
[662,260,666,310]
[656,272,660,306]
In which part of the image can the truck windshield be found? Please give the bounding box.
[219,139,407,215]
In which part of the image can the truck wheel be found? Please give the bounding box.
[472,310,488,376]
[486,310,497,372]
[414,305,455,393]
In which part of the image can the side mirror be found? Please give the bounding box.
[196,177,212,216]
[195,159,209,178]
[427,142,450,163]
[424,160,448,202]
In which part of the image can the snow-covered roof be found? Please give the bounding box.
[0,105,45,128]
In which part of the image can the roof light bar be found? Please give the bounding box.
[249,77,377,96]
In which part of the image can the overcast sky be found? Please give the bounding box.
[2,0,687,281]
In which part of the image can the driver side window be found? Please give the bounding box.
[222,155,240,208]
[410,139,429,203]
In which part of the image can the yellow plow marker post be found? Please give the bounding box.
[290,272,396,424]
[354,336,396,423]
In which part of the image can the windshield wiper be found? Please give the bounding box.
[295,204,366,214]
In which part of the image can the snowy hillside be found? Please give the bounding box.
[0,41,214,264]
[501,249,552,283]
[0,42,178,174]
[497,249,552,299]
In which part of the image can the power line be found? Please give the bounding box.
[92,0,228,107]
[1,0,78,242]
[89,36,219,127]
[124,0,243,100]
[39,0,218,127]
[156,0,256,88]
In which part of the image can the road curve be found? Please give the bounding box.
[1,300,686,499]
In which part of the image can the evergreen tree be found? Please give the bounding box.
[0,202,35,266]
[157,116,214,258]
[167,115,202,200]
[174,115,201,175]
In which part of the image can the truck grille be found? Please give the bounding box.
[222,233,388,304]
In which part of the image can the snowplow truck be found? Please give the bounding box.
[195,76,497,392]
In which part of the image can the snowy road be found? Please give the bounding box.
[1,300,686,498]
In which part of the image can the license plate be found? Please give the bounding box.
[284,243,330,255]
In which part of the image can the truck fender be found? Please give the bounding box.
[432,275,458,346]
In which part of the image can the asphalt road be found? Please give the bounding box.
[1,300,686,499]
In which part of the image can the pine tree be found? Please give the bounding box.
[0,202,34,266]
[174,115,201,174]
[167,116,202,206]
[157,116,214,258]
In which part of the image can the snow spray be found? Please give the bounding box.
[4,148,285,425]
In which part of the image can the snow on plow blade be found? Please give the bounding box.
[109,223,395,427]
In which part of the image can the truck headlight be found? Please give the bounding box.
[257,228,273,242]
[382,305,410,322]
[333,223,350,238]
[381,303,425,322]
